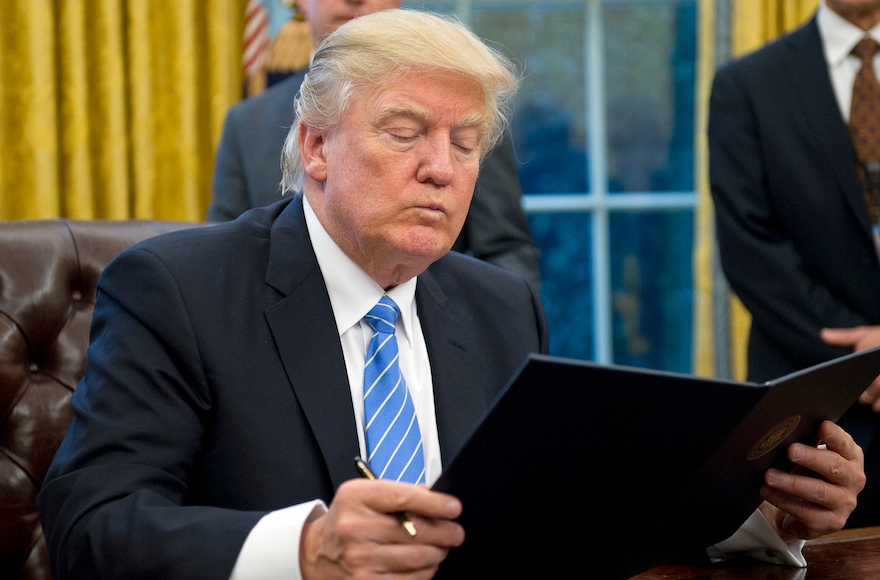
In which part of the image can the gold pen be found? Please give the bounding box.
[354,456,418,536]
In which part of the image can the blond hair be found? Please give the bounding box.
[281,8,518,193]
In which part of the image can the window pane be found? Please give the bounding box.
[472,5,588,195]
[529,212,594,360]
[610,210,693,372]
[604,0,696,193]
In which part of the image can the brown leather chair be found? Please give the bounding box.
[0,218,203,580]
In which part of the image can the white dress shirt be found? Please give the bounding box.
[818,1,880,122]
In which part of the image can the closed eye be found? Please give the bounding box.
[452,127,482,156]
[387,129,419,143]
[453,138,480,156]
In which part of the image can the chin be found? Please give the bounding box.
[404,245,450,263]
[395,237,453,264]
[397,225,455,252]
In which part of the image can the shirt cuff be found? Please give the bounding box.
[706,509,807,567]
[229,500,327,580]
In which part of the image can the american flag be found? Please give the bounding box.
[242,0,269,76]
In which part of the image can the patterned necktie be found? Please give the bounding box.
[363,296,426,484]
[849,37,880,226]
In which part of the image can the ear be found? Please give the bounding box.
[299,123,328,183]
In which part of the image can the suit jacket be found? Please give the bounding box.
[709,16,880,383]
[37,196,549,580]
[208,73,541,289]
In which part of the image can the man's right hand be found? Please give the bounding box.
[300,479,464,580]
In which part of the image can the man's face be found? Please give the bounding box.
[301,70,487,287]
[303,0,402,45]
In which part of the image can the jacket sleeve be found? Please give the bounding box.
[37,248,265,580]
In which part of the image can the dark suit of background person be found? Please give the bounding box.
[36,195,548,579]
[708,9,880,528]
[208,72,543,290]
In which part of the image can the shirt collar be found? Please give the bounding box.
[303,195,417,346]
[819,1,880,67]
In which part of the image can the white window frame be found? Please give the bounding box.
[449,0,700,365]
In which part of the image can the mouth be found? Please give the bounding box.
[414,202,445,214]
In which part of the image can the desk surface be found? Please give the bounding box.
[630,526,880,580]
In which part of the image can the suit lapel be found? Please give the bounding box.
[416,269,490,466]
[787,18,872,233]
[263,196,361,490]
[261,200,492,483]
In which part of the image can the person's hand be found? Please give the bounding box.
[300,478,464,580]
[758,421,865,542]
[821,326,880,412]
[821,325,880,352]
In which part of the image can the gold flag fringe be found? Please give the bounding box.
[263,2,312,75]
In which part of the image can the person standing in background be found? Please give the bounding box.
[709,0,880,527]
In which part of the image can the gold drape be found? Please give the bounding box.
[693,0,819,379]
[694,0,718,378]
[0,0,248,221]
[732,0,821,56]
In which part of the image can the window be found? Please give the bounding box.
[410,0,698,373]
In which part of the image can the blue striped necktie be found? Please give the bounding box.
[363,296,426,484]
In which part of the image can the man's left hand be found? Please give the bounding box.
[758,420,866,541]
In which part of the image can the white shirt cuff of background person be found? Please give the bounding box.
[707,509,806,567]
[231,503,805,578]
[229,500,327,580]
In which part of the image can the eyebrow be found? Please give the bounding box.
[375,103,489,133]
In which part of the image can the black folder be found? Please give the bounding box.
[431,348,880,580]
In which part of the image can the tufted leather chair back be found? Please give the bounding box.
[0,219,203,580]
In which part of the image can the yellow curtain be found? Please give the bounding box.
[0,0,248,221]
[693,0,819,379]
[732,0,822,56]
[694,0,718,378]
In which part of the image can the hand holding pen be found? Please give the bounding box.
[354,456,418,536]
[299,461,465,579]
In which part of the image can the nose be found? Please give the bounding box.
[416,134,455,186]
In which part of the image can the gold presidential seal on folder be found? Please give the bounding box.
[748,415,801,460]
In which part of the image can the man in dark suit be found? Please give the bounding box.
[208,0,542,290]
[39,8,867,580]
[39,10,545,580]
[709,0,880,527]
